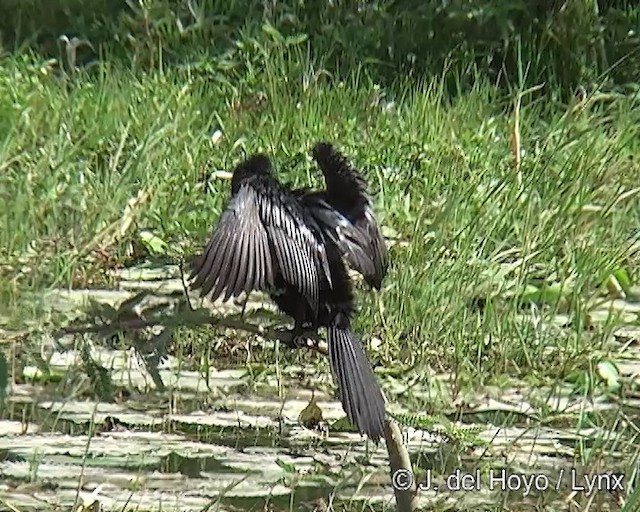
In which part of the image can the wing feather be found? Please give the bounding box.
[224,226,245,301]
[188,231,217,289]
[359,207,388,289]
[311,142,389,289]
[191,174,328,314]
[297,191,376,281]
[190,184,274,301]
[211,219,240,300]
[234,226,253,295]
[193,221,233,296]
[258,189,326,315]
[268,222,319,314]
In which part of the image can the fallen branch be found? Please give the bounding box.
[53,308,327,351]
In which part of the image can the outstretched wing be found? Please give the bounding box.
[356,206,388,290]
[260,183,329,314]
[311,142,389,289]
[295,190,376,280]
[190,176,326,314]
[189,183,274,302]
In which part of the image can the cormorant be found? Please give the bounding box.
[189,147,388,442]
[189,153,330,316]
[311,141,388,290]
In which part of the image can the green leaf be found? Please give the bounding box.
[284,33,308,46]
[262,22,284,43]
[596,360,620,392]
[520,282,570,308]
[275,459,297,473]
[139,230,168,255]
[603,267,633,298]
[622,472,640,512]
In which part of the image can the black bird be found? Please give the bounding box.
[276,142,390,440]
[189,153,331,317]
[189,150,388,442]
[310,141,388,290]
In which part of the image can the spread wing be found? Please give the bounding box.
[311,142,389,289]
[190,178,327,314]
[295,190,376,280]
[355,206,388,290]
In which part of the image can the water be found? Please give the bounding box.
[1,264,637,511]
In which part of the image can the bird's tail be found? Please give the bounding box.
[327,316,386,443]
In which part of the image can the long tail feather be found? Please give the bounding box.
[327,320,386,442]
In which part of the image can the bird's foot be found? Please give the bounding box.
[275,328,299,348]
[277,327,316,349]
[284,333,309,349]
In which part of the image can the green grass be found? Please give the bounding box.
[1,18,639,422]
[1,2,640,510]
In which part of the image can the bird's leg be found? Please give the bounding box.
[280,321,308,349]
[271,292,320,349]
[280,299,319,349]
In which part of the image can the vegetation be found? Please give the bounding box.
[0,1,639,511]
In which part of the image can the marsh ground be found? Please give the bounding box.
[1,2,640,511]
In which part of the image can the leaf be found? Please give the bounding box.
[275,459,297,473]
[622,472,640,512]
[596,360,620,392]
[520,284,542,303]
[139,230,168,255]
[330,415,359,433]
[603,267,633,298]
[390,411,438,429]
[262,22,284,43]
[284,33,308,46]
[298,395,323,428]
[521,282,570,307]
